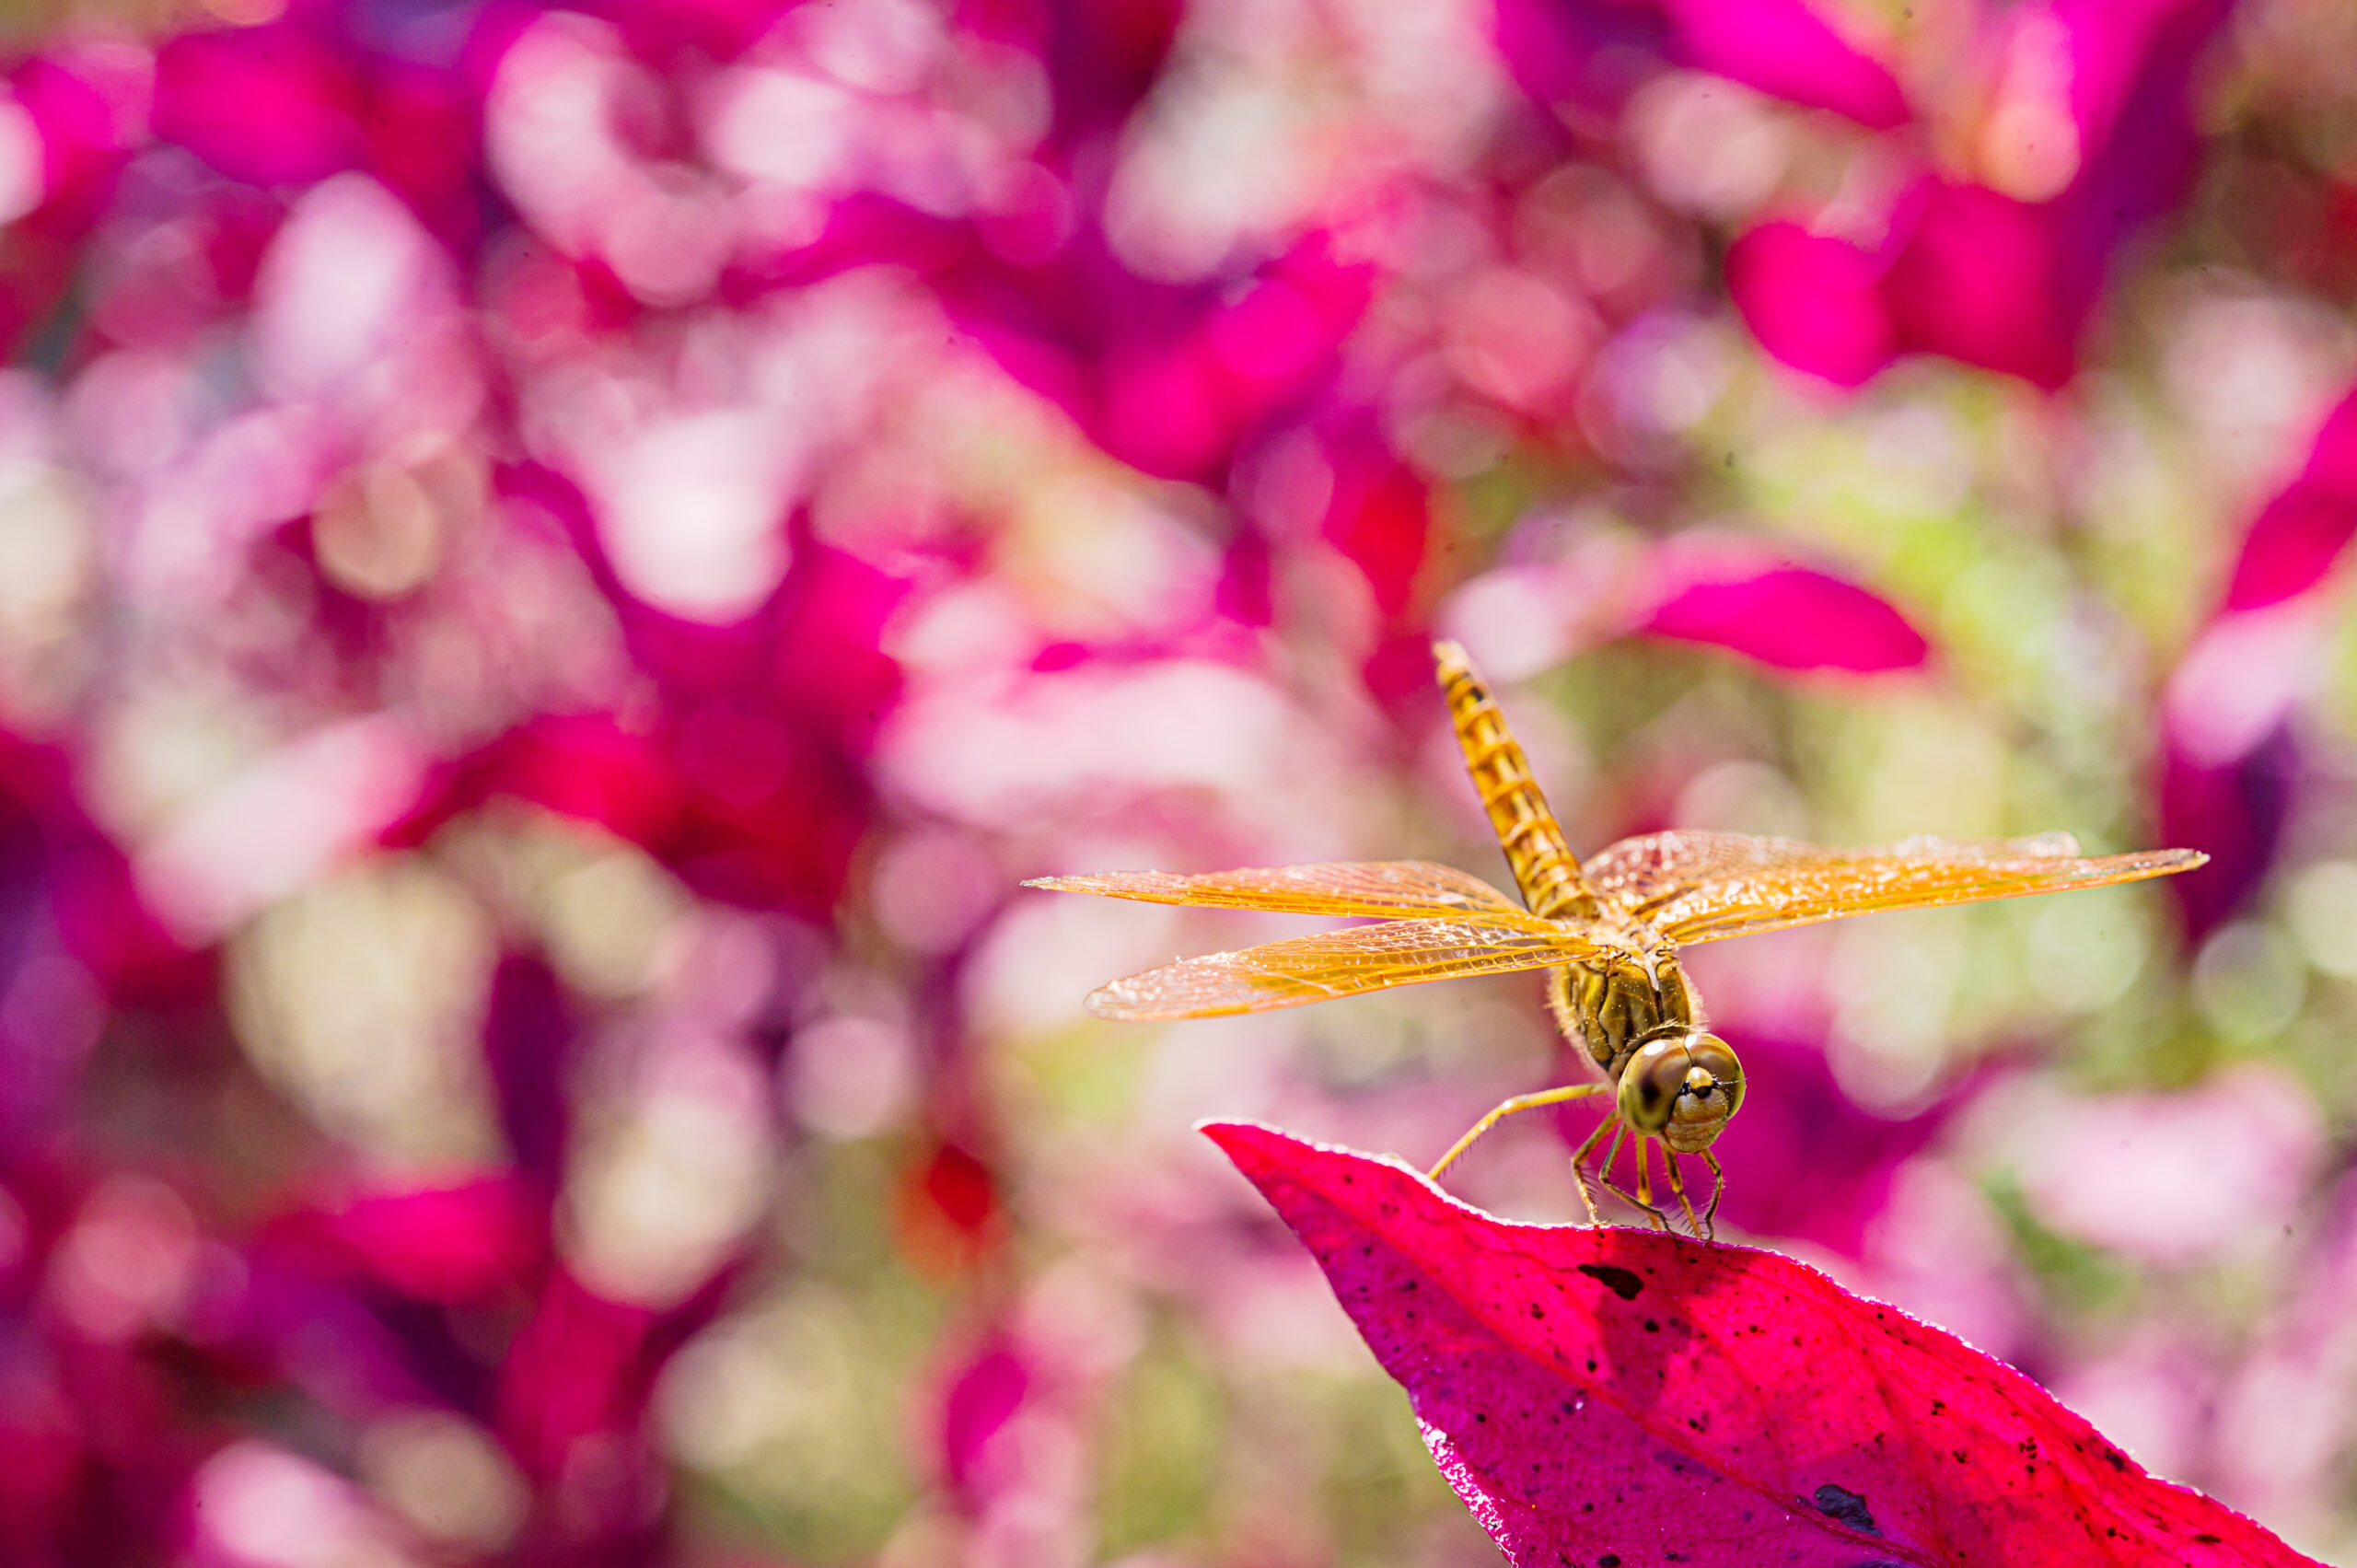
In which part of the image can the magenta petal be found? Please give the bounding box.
[331,1177,540,1303]
[2227,490,2357,613]
[1101,338,1236,479]
[2058,0,2233,164]
[1643,564,1928,672]
[1321,435,1431,621]
[2160,731,2289,940]
[939,1343,1029,1498]
[496,1272,656,1479]
[14,55,123,217]
[153,26,364,188]
[1203,1121,2321,1568]
[2224,387,2357,612]
[1885,182,2075,389]
[1724,222,1895,388]
[1661,0,1910,128]
[1492,0,1670,110]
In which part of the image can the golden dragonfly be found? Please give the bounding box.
[1028,642,2207,1238]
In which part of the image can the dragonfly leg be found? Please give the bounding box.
[1428,1082,1608,1182]
[1595,1135,1669,1230]
[1578,1121,1630,1225]
[1564,1113,1617,1225]
[1633,1141,1670,1232]
[1593,1132,1668,1225]
[1662,1150,1703,1239]
[1595,1120,1626,1186]
[1701,1149,1726,1235]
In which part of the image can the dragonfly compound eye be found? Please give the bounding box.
[1619,1035,1743,1151]
[1617,1040,1690,1134]
[1686,1035,1744,1121]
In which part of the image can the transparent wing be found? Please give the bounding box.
[1582,830,2207,945]
[1026,861,1542,926]
[1084,915,1602,1020]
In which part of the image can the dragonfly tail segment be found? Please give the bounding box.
[1433,641,1599,922]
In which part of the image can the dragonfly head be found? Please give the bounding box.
[1619,1032,1745,1154]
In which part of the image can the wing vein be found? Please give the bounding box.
[1085,915,1600,1021]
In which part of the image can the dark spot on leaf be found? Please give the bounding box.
[1812,1483,1878,1536]
[1579,1263,1643,1300]
[1531,1305,1546,1318]
[2104,1449,2127,1471]
[1952,1450,1968,1463]
[1599,1557,1620,1567]
[2195,1535,2221,1545]
[1643,1318,1660,1332]
[1587,1359,1598,1372]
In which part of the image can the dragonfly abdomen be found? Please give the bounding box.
[1434,642,1598,922]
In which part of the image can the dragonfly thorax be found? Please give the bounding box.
[1549,948,1701,1080]
[1550,948,1744,1150]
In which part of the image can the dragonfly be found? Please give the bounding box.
[1027,641,2208,1238]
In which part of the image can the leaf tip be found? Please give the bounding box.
[1198,1121,1444,1208]
[1195,1119,1295,1170]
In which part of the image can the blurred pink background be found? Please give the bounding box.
[0,0,2352,1563]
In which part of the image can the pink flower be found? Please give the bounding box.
[1721,0,2231,389]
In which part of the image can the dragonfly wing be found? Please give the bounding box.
[1026,861,1541,924]
[1085,915,1602,1020]
[1582,830,2207,945]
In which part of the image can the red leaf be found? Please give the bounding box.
[1202,1121,2319,1568]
